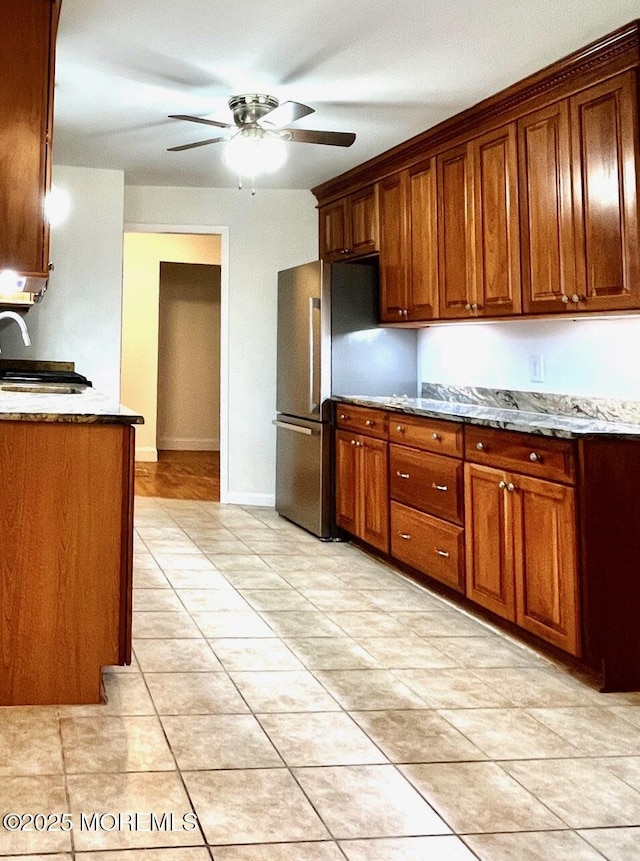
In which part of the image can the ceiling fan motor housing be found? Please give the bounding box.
[229,94,279,127]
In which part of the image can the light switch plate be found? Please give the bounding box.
[529,354,545,383]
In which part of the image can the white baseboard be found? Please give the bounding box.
[158,437,220,451]
[135,446,158,462]
[223,491,275,507]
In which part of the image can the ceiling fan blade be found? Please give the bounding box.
[284,128,356,147]
[259,101,315,129]
[167,136,226,152]
[168,114,232,130]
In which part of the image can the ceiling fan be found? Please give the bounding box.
[167,94,356,171]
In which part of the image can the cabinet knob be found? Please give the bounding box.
[436,549,450,558]
[399,532,411,540]
[465,302,472,311]
[571,294,581,303]
[398,309,404,316]
[403,309,409,317]
[499,479,507,489]
[432,483,448,492]
[396,471,410,479]
[476,442,485,451]
[339,413,346,419]
[396,425,404,433]
[561,294,569,303]
[507,482,516,492]
[471,302,479,311]
[365,419,374,427]
[350,439,357,445]
[431,432,440,441]
[529,452,541,462]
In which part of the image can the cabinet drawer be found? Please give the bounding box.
[335,404,388,439]
[390,445,463,524]
[465,425,575,484]
[388,414,463,456]
[391,501,465,593]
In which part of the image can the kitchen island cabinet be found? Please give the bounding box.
[0,386,141,706]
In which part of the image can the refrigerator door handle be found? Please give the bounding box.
[272,420,315,436]
[308,296,321,415]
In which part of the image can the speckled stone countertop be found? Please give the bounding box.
[335,389,640,440]
[0,387,144,424]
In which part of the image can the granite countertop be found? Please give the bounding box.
[335,394,640,440]
[0,387,144,425]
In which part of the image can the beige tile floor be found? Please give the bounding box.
[2,498,640,860]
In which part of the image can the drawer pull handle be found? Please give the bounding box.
[396,425,404,433]
[476,442,485,451]
[436,549,450,558]
[529,452,541,462]
[399,532,411,540]
[365,419,374,427]
[396,471,410,479]
[431,432,440,441]
[432,483,448,492]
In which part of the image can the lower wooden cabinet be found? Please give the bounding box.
[391,501,465,593]
[335,428,389,553]
[465,462,580,656]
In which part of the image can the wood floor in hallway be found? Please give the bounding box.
[135,450,220,500]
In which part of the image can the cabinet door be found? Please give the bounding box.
[378,174,409,322]
[519,102,576,313]
[319,200,347,262]
[349,186,378,257]
[437,144,475,318]
[465,463,516,621]
[570,71,640,311]
[335,430,359,534]
[407,158,438,320]
[473,124,521,316]
[0,0,55,275]
[360,436,389,553]
[513,473,580,656]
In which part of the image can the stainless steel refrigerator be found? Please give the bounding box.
[275,260,417,538]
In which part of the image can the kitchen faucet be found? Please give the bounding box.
[0,310,31,354]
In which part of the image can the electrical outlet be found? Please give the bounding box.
[529,354,545,383]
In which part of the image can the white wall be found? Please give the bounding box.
[0,166,125,400]
[124,186,318,504]
[418,316,640,400]
[157,262,221,451]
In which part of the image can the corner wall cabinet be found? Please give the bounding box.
[333,400,640,692]
[319,185,378,262]
[314,22,640,324]
[0,0,60,285]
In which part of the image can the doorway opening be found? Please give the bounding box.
[121,226,229,502]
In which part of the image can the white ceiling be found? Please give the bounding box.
[54,0,640,190]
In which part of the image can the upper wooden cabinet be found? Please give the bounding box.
[314,22,640,324]
[519,70,640,314]
[438,125,521,319]
[570,71,640,312]
[319,186,378,262]
[519,100,576,313]
[0,0,60,279]
[379,159,439,323]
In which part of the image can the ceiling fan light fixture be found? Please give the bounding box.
[222,129,287,179]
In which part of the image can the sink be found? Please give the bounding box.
[0,382,84,394]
